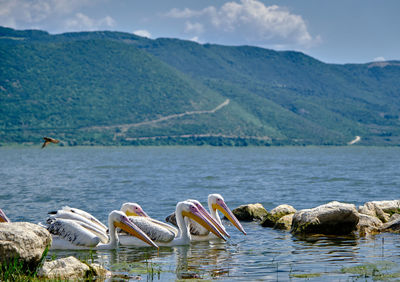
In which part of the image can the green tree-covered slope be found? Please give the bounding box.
[1,27,399,146]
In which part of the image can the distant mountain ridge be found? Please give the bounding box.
[1,26,399,146]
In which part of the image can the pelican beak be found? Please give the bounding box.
[0,209,10,223]
[114,217,158,249]
[213,201,246,235]
[182,209,226,241]
[125,209,149,217]
[195,203,230,238]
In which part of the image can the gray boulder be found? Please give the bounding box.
[358,200,400,223]
[291,201,359,235]
[0,222,52,271]
[357,213,383,236]
[232,203,268,221]
[380,216,400,233]
[274,214,294,230]
[261,204,296,228]
[37,256,109,279]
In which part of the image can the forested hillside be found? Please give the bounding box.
[1,26,399,146]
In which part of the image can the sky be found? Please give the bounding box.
[0,0,399,64]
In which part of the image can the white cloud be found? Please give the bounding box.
[184,21,204,34]
[166,0,319,47]
[65,13,115,31]
[133,29,152,38]
[0,0,109,32]
[373,56,386,62]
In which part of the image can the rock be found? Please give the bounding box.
[37,256,109,279]
[357,214,383,236]
[389,213,400,222]
[232,203,268,221]
[261,204,296,227]
[380,217,400,233]
[0,222,52,271]
[291,201,360,235]
[271,204,297,216]
[358,200,400,223]
[274,214,294,230]
[371,200,400,214]
[90,263,111,278]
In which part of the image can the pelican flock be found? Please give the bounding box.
[2,193,245,250]
[166,194,246,240]
[42,210,158,250]
[119,201,226,246]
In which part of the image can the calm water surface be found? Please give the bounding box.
[1,146,400,281]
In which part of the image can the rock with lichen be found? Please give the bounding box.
[0,222,51,271]
[37,256,109,279]
[261,204,296,227]
[274,214,294,230]
[291,201,359,235]
[357,213,383,236]
[358,200,400,223]
[232,203,268,221]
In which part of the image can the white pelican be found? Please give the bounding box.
[119,201,226,246]
[0,208,10,222]
[166,194,246,240]
[45,210,158,250]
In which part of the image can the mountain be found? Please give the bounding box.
[1,26,400,146]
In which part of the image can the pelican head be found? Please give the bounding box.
[120,203,149,217]
[187,199,231,238]
[109,210,158,248]
[0,209,10,223]
[209,194,246,235]
[179,201,226,241]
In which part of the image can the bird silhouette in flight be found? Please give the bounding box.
[42,137,60,148]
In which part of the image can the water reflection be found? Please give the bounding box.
[179,240,234,279]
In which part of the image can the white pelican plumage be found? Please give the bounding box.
[166,194,246,240]
[0,208,10,222]
[120,202,179,238]
[56,206,108,231]
[119,201,226,246]
[47,208,109,243]
[45,210,158,250]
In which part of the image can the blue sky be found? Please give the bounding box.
[0,0,398,64]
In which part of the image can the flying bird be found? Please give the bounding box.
[42,137,60,148]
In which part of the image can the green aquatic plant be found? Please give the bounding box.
[341,261,400,280]
[289,273,322,278]
[111,260,170,280]
[0,245,50,281]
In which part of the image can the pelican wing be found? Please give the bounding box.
[47,218,100,248]
[166,212,208,236]
[61,206,107,231]
[51,210,106,231]
[126,217,176,242]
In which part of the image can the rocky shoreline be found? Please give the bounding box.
[0,222,109,280]
[232,199,400,236]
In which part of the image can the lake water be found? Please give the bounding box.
[1,146,400,280]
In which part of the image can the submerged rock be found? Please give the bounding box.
[261,204,296,228]
[0,222,52,271]
[291,201,359,235]
[232,203,268,221]
[37,256,109,279]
